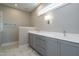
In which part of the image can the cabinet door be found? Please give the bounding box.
[33,35,39,51]
[37,36,46,49]
[29,34,42,52]
[39,36,47,56]
[76,47,79,56]
[60,40,77,56]
[28,33,33,47]
[29,33,36,48]
[32,34,36,48]
[35,35,47,55]
[46,37,58,56]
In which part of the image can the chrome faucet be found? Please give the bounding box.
[63,30,66,36]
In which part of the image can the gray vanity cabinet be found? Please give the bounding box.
[32,34,36,48]
[35,35,47,55]
[29,33,58,56]
[59,40,79,56]
[28,33,33,47]
[29,33,36,48]
[29,33,47,55]
[46,37,58,56]
[35,35,58,56]
[29,33,79,56]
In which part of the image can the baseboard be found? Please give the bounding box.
[2,41,18,47]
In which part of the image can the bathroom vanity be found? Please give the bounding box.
[28,31,79,56]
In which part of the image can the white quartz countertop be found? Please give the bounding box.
[29,31,79,43]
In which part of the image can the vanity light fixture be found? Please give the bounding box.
[44,14,53,24]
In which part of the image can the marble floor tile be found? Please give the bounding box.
[0,44,40,56]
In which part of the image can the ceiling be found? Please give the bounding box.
[1,3,40,12]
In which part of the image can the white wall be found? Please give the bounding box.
[31,3,79,34]
[0,5,30,44]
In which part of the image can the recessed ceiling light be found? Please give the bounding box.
[14,4,18,7]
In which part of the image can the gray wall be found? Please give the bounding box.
[31,3,79,34]
[0,5,30,44]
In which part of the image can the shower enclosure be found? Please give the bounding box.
[0,10,18,46]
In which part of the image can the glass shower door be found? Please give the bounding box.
[0,10,3,46]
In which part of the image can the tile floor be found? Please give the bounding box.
[0,44,39,56]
